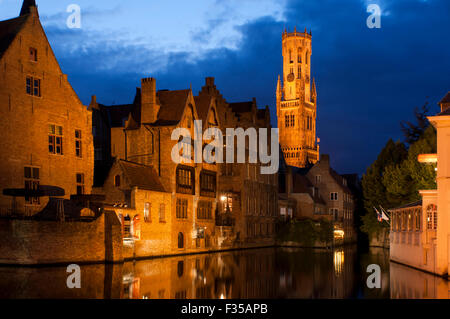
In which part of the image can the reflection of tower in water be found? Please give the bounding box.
[333,250,344,276]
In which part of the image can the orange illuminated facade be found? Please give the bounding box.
[277,28,319,168]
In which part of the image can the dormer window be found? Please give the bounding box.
[29,47,37,62]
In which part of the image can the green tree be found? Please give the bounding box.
[401,103,430,145]
[382,125,437,203]
[360,139,407,236]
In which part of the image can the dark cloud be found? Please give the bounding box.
[45,0,450,175]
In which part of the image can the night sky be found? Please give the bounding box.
[1,0,449,174]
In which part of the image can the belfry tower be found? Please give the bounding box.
[277,27,319,168]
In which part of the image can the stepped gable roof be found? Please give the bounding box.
[390,200,422,211]
[154,89,190,125]
[0,15,28,60]
[194,95,212,123]
[118,160,166,193]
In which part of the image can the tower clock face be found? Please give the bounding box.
[287,73,295,82]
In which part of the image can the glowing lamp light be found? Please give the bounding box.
[418,154,437,164]
[220,196,227,202]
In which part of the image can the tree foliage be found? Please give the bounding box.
[361,106,437,238]
[400,103,430,145]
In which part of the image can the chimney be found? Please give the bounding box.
[141,77,159,124]
[320,154,330,167]
[205,77,215,87]
[88,95,98,110]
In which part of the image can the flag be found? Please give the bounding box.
[374,207,382,222]
[380,206,390,221]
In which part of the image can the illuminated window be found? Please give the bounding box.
[75,130,82,158]
[123,215,131,238]
[176,198,188,219]
[176,165,195,194]
[200,171,216,197]
[197,201,212,220]
[415,209,421,231]
[29,47,37,62]
[26,76,41,96]
[76,173,84,195]
[144,202,151,222]
[290,115,295,127]
[24,166,40,205]
[132,215,141,240]
[427,204,437,230]
[159,203,165,222]
[48,124,63,155]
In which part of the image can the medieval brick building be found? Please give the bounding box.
[279,154,357,244]
[0,0,93,216]
[277,28,319,168]
[197,78,278,246]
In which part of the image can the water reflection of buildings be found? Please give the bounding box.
[120,247,357,299]
[390,262,450,299]
[5,247,447,299]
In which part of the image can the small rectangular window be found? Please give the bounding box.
[48,124,63,155]
[114,175,121,187]
[26,76,41,97]
[144,202,151,222]
[176,198,188,219]
[159,203,165,222]
[75,130,82,158]
[330,192,338,201]
[76,173,84,195]
[29,48,37,62]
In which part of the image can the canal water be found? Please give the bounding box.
[0,246,448,299]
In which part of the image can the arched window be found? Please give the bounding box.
[305,51,309,65]
[114,175,121,187]
[415,208,421,231]
[426,204,437,230]
[178,232,184,249]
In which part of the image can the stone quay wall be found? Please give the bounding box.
[0,211,123,265]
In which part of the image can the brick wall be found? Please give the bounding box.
[0,211,122,265]
[0,10,93,215]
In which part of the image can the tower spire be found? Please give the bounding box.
[20,0,37,16]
